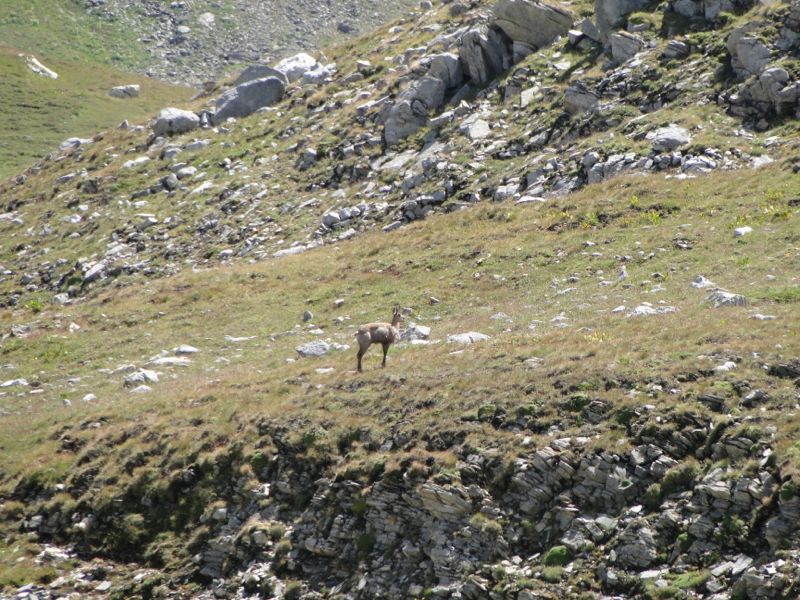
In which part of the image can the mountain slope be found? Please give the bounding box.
[0,46,193,180]
[0,0,421,179]
[1,0,800,598]
[1,165,798,598]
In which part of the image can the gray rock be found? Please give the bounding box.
[296,340,331,357]
[460,118,491,140]
[727,25,772,77]
[162,173,179,190]
[614,521,658,567]
[493,0,575,50]
[733,36,772,76]
[234,64,288,86]
[425,53,464,90]
[580,17,601,41]
[594,0,650,42]
[741,389,769,407]
[302,64,335,84]
[212,77,285,124]
[296,148,318,171]
[274,52,319,82]
[401,323,432,341]
[109,84,140,98]
[447,332,491,344]
[418,483,472,519]
[663,39,690,59]
[609,31,645,63]
[706,290,747,307]
[383,76,445,146]
[652,126,690,152]
[564,84,599,113]
[123,369,159,387]
[152,108,200,136]
[459,26,512,87]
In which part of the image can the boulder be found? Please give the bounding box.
[424,53,464,90]
[734,36,772,76]
[609,31,645,63]
[109,84,140,98]
[296,340,331,357]
[384,102,422,146]
[461,118,491,140]
[727,25,771,77]
[302,64,335,84]
[152,108,200,136]
[670,0,755,21]
[234,64,288,86]
[493,0,575,50]
[212,77,285,124]
[733,67,798,117]
[458,26,513,87]
[383,76,446,146]
[651,126,690,152]
[564,84,599,113]
[663,39,690,59]
[594,0,650,42]
[274,52,319,82]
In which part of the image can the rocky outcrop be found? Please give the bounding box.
[15,414,796,599]
[668,0,755,22]
[212,76,286,124]
[609,31,645,63]
[234,63,288,86]
[383,76,446,146]
[458,26,513,87]
[594,0,650,43]
[493,0,575,58]
[727,26,773,78]
[422,53,464,91]
[651,126,690,152]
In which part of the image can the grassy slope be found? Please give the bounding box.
[0,46,194,180]
[0,0,146,66]
[0,0,192,179]
[1,164,798,586]
[1,163,798,483]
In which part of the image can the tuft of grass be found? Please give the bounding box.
[542,545,572,566]
[754,286,800,304]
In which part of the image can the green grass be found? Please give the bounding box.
[542,545,572,566]
[753,286,800,304]
[0,1,148,68]
[0,45,193,179]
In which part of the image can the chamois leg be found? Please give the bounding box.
[381,342,389,367]
[357,347,365,373]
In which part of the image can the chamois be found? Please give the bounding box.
[355,305,403,372]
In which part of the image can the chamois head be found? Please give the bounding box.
[391,305,403,327]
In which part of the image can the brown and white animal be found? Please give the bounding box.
[355,305,403,372]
